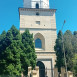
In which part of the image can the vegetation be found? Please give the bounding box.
[21,29,36,75]
[0,25,36,76]
[54,31,65,72]
[55,30,77,76]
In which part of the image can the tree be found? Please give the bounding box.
[0,26,37,76]
[63,30,73,71]
[72,54,77,77]
[0,25,22,76]
[0,31,6,52]
[21,29,36,75]
[54,30,64,72]
[72,31,77,53]
[55,30,75,72]
[72,31,77,77]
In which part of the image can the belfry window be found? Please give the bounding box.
[35,38,42,48]
[36,3,39,9]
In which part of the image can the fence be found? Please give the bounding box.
[54,67,73,77]
[28,66,54,77]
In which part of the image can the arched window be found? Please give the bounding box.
[36,3,39,9]
[35,38,42,48]
[34,33,45,50]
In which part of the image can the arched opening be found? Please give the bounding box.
[34,33,45,50]
[36,3,39,9]
[37,61,45,77]
[35,38,42,48]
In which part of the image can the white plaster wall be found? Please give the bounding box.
[43,0,49,8]
[23,0,49,8]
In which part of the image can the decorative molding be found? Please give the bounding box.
[37,58,52,61]
[20,28,57,31]
[36,52,56,54]
[19,8,56,12]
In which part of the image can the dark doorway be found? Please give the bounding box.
[37,61,45,77]
[36,3,39,9]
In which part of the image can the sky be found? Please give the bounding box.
[0,0,77,34]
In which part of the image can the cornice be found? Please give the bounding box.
[19,7,57,12]
[20,27,57,31]
[36,52,56,54]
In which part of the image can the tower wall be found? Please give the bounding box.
[23,0,49,8]
[19,9,57,52]
[19,8,57,77]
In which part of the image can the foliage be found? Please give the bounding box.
[63,30,73,71]
[55,30,77,73]
[21,29,36,75]
[0,25,36,76]
[0,31,6,52]
[0,26,22,76]
[54,30,64,72]
[72,31,77,53]
[72,54,77,77]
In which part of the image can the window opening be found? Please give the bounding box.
[36,3,39,9]
[36,21,40,25]
[36,12,39,16]
[35,38,42,48]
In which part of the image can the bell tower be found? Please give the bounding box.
[19,0,57,77]
[23,0,49,8]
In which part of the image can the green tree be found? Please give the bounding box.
[0,31,6,52]
[72,31,77,77]
[0,25,22,76]
[54,30,64,72]
[72,54,77,77]
[0,26,37,76]
[21,29,36,75]
[55,30,74,72]
[64,30,73,71]
[72,31,77,53]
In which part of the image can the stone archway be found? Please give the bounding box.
[37,61,45,77]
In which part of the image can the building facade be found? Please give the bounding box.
[19,0,57,77]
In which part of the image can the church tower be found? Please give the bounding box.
[19,0,57,77]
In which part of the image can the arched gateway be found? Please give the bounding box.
[37,61,45,77]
